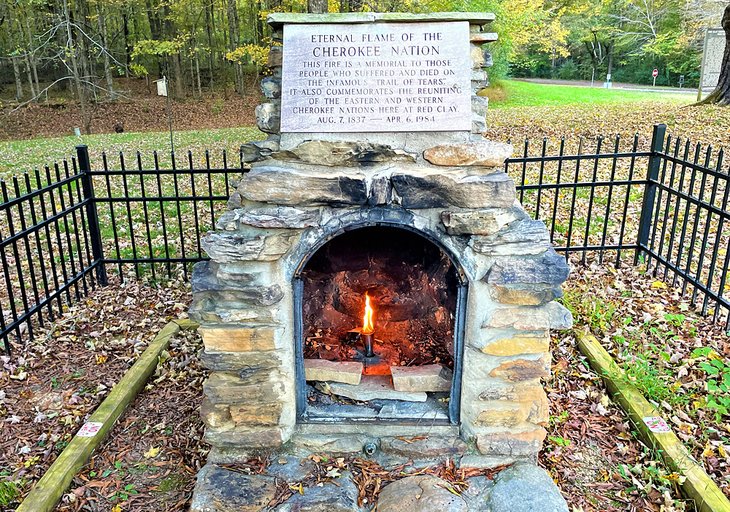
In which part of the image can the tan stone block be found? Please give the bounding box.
[489,355,551,382]
[199,326,277,352]
[200,397,233,429]
[527,389,550,425]
[391,364,452,392]
[489,285,562,306]
[475,402,529,427]
[204,371,284,404]
[476,427,547,456]
[481,334,550,356]
[304,359,363,385]
[229,402,283,426]
[205,427,284,449]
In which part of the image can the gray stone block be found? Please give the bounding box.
[486,463,569,512]
[274,471,360,511]
[217,206,320,229]
[260,76,281,99]
[379,436,467,459]
[191,261,284,306]
[190,464,277,512]
[275,140,416,167]
[240,165,368,206]
[470,219,551,256]
[486,248,570,286]
[377,475,468,512]
[391,170,515,209]
[256,102,281,134]
[325,375,427,402]
[201,230,296,262]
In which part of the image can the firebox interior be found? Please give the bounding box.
[294,226,465,423]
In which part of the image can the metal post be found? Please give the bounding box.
[76,145,108,286]
[635,124,667,265]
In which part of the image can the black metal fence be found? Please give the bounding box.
[1,124,729,354]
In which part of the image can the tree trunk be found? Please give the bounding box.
[205,0,215,90]
[122,10,131,77]
[24,55,37,99]
[64,0,92,134]
[308,0,328,13]
[12,57,24,101]
[227,0,244,95]
[698,4,730,106]
[97,3,116,99]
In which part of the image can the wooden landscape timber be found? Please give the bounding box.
[576,330,730,512]
[15,319,199,512]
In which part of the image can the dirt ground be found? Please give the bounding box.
[0,264,701,511]
[0,78,259,141]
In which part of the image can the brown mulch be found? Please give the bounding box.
[0,78,260,141]
[563,257,730,501]
[0,276,189,511]
[57,329,208,511]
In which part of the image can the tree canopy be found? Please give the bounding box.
[0,0,725,115]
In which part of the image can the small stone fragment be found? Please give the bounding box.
[390,364,452,392]
[304,359,363,385]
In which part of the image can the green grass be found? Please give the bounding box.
[486,79,690,109]
[0,126,263,180]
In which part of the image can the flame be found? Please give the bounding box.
[362,293,375,335]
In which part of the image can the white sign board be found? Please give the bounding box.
[700,29,725,91]
[155,77,168,97]
[280,22,472,133]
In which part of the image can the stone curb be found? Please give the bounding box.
[16,319,200,512]
[575,329,730,512]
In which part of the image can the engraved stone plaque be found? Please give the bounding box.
[700,29,725,90]
[280,22,472,133]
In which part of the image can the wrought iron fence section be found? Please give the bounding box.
[2,125,730,354]
[0,160,101,354]
[506,132,650,266]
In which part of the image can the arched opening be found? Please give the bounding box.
[293,225,466,424]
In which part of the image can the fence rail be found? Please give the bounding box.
[2,124,729,354]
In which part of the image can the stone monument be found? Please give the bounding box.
[191,12,571,512]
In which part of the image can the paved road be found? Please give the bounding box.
[516,78,697,95]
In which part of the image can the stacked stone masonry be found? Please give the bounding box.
[192,12,572,468]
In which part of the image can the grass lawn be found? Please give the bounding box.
[486,79,690,109]
[0,127,263,181]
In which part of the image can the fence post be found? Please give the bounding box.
[635,124,667,265]
[76,145,108,286]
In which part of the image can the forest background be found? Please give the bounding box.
[0,0,727,131]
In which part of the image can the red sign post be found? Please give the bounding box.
[652,68,658,87]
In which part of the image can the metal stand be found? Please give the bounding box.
[362,332,374,357]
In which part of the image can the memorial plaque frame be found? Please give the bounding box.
[280,22,472,133]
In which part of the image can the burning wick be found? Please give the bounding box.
[362,293,375,357]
